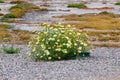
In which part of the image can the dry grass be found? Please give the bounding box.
[93,43,120,48]
[87,31,120,36]
[98,36,120,42]
[0,24,12,42]
[0,24,119,47]
[87,31,120,47]
[55,13,120,30]
[87,31,120,40]
[10,8,25,18]
[0,24,34,44]
[13,30,34,43]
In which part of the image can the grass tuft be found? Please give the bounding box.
[2,44,20,54]
[67,3,87,8]
[0,14,17,22]
[2,13,17,18]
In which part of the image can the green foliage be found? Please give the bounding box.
[2,13,17,18]
[28,23,90,61]
[115,2,120,5]
[0,13,17,22]
[1,1,40,22]
[68,3,87,8]
[0,0,4,3]
[8,1,40,18]
[9,2,40,11]
[2,45,20,54]
[9,5,23,10]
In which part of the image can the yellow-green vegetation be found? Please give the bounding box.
[54,12,120,47]
[1,1,49,22]
[55,12,120,30]
[67,3,87,8]
[0,24,13,29]
[0,24,12,42]
[2,13,17,18]
[0,24,34,44]
[1,1,40,22]
[9,1,40,12]
[10,8,25,18]
[1,13,17,22]
[115,2,120,5]
[0,0,4,3]
[9,1,40,18]
[28,23,90,61]
[2,44,20,54]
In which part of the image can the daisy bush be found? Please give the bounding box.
[28,23,90,61]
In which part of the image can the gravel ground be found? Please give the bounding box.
[0,44,120,80]
[0,3,15,14]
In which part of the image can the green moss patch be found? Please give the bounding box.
[67,3,87,8]
[115,2,120,5]
[9,1,40,11]
[2,13,17,18]
[1,1,40,22]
